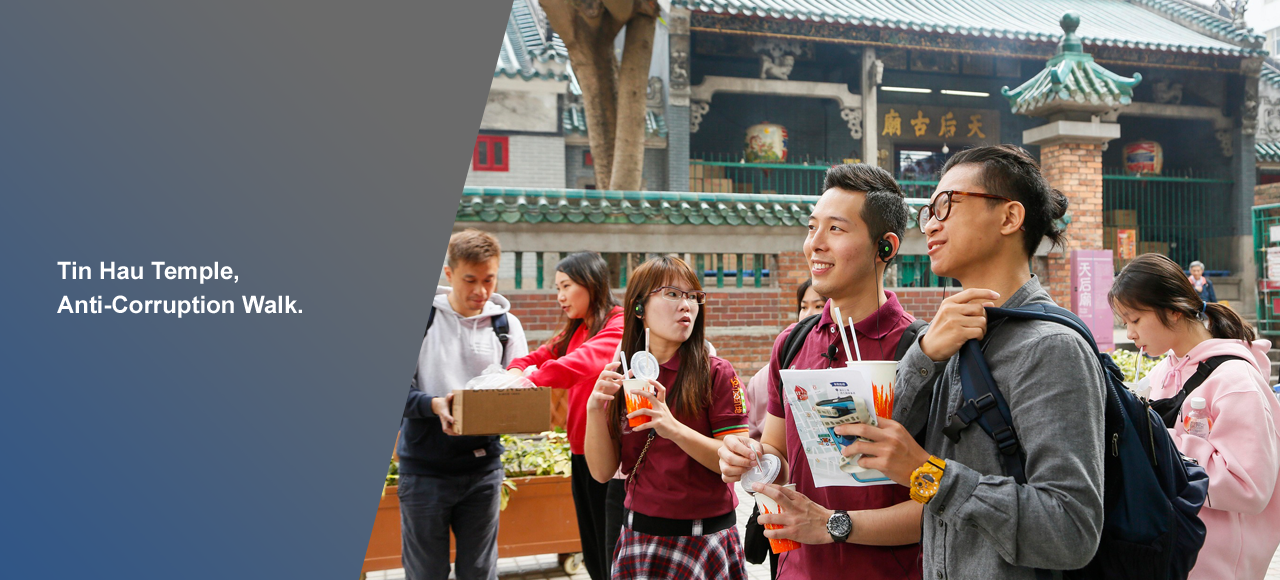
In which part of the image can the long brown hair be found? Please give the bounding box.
[550,252,620,356]
[1108,253,1254,342]
[607,256,711,441]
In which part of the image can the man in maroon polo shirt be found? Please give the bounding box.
[719,164,923,580]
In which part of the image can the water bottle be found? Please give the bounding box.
[1185,397,1212,438]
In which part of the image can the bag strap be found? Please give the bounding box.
[492,313,510,360]
[940,304,1092,485]
[895,319,928,361]
[625,431,657,492]
[944,339,1029,484]
[424,306,511,360]
[424,306,436,336]
[775,314,823,408]
[1151,355,1247,428]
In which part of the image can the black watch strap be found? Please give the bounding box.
[827,509,851,543]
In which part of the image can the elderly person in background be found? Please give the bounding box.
[1188,260,1217,304]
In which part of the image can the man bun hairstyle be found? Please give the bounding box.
[447,228,501,269]
[941,145,1069,257]
[823,163,908,254]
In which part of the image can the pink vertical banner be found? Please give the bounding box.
[1071,250,1115,351]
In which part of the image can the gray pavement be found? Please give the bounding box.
[368,483,1280,579]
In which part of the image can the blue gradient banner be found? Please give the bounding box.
[1,2,510,578]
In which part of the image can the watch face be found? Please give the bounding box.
[828,511,852,538]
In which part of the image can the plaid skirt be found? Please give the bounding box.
[610,525,748,580]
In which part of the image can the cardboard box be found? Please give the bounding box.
[451,388,551,436]
[689,163,704,179]
[735,182,755,193]
[1106,210,1138,226]
[705,178,733,193]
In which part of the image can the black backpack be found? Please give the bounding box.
[946,304,1208,580]
[425,306,510,358]
[742,315,926,567]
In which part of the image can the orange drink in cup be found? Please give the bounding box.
[622,378,654,428]
[754,483,802,554]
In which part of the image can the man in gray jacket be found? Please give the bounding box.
[398,229,528,580]
[835,145,1106,579]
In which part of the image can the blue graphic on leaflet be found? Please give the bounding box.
[779,367,894,487]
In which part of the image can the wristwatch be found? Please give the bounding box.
[910,456,947,504]
[826,509,852,543]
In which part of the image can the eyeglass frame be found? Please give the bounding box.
[650,286,707,305]
[918,190,1016,233]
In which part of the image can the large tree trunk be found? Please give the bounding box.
[540,0,655,191]
[609,13,655,191]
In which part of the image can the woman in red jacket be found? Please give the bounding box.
[507,251,623,580]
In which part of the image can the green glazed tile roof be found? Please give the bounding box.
[455,187,942,227]
[496,0,570,81]
[1262,61,1280,89]
[458,187,821,226]
[563,105,668,138]
[1258,142,1280,164]
[1002,13,1142,115]
[676,0,1263,56]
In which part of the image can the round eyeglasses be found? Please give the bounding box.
[651,286,707,305]
[918,190,1015,233]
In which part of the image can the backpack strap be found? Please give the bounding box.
[941,304,1095,485]
[774,314,822,410]
[944,339,1029,484]
[1151,355,1247,429]
[492,313,511,360]
[895,319,928,361]
[424,305,511,360]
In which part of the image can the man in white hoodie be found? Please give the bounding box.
[398,229,528,580]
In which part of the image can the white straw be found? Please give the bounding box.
[618,347,630,377]
[833,306,854,367]
[750,440,763,475]
[1134,347,1144,381]
[848,317,862,362]
[645,328,650,353]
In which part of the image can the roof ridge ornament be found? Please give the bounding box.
[1001,12,1141,119]
[1058,12,1082,55]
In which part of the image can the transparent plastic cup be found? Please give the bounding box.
[755,483,802,554]
[622,378,654,428]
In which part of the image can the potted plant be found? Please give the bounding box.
[362,431,583,576]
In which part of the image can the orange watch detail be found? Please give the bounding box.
[910,456,946,504]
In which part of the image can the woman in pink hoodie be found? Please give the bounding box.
[1110,253,1280,579]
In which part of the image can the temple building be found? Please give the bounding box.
[463,0,1269,376]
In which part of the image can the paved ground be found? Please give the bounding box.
[368,483,1280,580]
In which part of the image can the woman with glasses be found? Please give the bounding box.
[507,252,624,580]
[584,256,750,580]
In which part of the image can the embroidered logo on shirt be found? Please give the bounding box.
[731,376,745,414]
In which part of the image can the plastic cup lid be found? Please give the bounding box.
[740,454,781,493]
[631,351,660,381]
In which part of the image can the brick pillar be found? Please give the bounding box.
[1040,142,1104,308]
